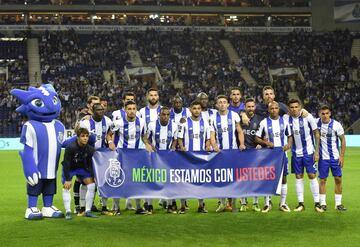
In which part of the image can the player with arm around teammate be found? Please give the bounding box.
[255,101,293,213]
[284,99,323,213]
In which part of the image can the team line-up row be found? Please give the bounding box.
[20,85,346,219]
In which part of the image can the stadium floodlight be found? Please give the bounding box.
[149,14,159,19]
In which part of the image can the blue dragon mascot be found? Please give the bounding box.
[11,84,74,220]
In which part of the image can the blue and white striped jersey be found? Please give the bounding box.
[317,119,344,160]
[20,119,65,179]
[147,120,177,150]
[140,105,162,125]
[210,110,240,150]
[256,116,292,147]
[177,117,211,151]
[113,116,146,149]
[283,114,317,157]
[79,116,113,149]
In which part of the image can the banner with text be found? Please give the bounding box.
[334,0,360,23]
[92,148,285,199]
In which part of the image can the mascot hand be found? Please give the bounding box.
[19,145,41,186]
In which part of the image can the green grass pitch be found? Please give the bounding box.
[0,148,359,247]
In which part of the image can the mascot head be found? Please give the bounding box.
[10,84,61,122]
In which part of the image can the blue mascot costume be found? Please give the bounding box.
[11,84,70,220]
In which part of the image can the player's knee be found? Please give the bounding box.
[307,173,316,179]
[295,174,304,179]
[334,176,342,184]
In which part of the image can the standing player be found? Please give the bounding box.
[112,100,154,215]
[228,87,245,114]
[140,88,162,126]
[197,92,217,125]
[177,100,215,214]
[316,106,346,211]
[62,128,97,219]
[112,92,141,122]
[255,101,293,213]
[170,96,191,123]
[210,95,245,213]
[79,103,116,215]
[111,92,141,211]
[284,99,323,212]
[73,95,100,213]
[146,107,178,214]
[238,98,263,212]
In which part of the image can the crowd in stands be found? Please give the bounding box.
[0,0,311,7]
[0,40,28,137]
[0,13,311,27]
[0,29,359,137]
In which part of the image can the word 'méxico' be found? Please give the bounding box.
[132,165,276,184]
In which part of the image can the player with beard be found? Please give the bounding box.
[112,100,154,215]
[228,87,245,114]
[111,92,141,211]
[238,98,263,212]
[140,88,162,126]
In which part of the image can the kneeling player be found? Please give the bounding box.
[62,128,97,219]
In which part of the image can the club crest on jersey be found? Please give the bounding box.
[299,121,304,127]
[167,130,172,137]
[136,125,140,132]
[102,125,106,132]
[57,132,64,143]
[200,125,204,131]
[228,119,232,125]
[105,158,125,188]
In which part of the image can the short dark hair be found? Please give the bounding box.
[245,98,256,104]
[76,127,89,137]
[216,95,228,102]
[160,106,170,113]
[287,98,302,106]
[147,88,158,94]
[122,92,136,100]
[229,86,242,94]
[172,95,183,102]
[100,98,107,102]
[262,85,274,94]
[124,100,136,108]
[319,105,331,112]
[268,101,279,108]
[190,100,202,108]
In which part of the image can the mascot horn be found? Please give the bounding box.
[11,84,74,220]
